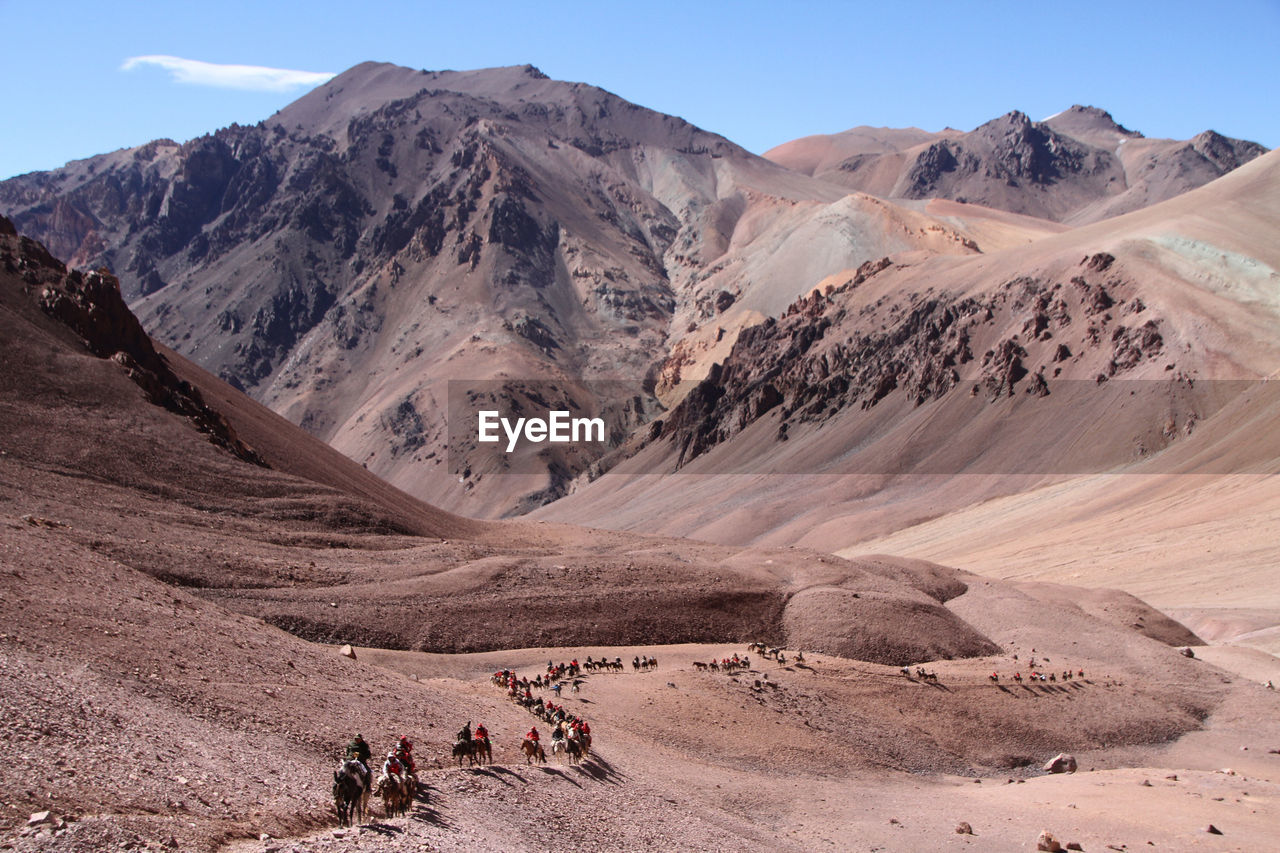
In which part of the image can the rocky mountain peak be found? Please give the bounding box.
[990,109,1033,130]
[1063,105,1140,135]
[1043,105,1143,149]
[1190,129,1268,170]
[896,110,1094,202]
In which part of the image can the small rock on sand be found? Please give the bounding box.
[339,644,356,659]
[955,821,973,835]
[1043,753,1078,773]
[1037,829,1063,851]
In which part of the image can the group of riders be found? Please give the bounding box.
[333,732,419,825]
[492,663,595,762]
[331,656,618,823]
[520,716,591,748]
[343,732,418,788]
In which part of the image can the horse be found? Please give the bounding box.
[374,771,414,818]
[551,736,582,765]
[521,738,546,765]
[332,759,369,827]
[453,739,477,767]
[473,737,492,765]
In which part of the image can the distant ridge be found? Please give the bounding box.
[766,104,1266,223]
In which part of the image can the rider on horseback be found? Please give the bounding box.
[526,726,540,743]
[457,721,472,743]
[474,723,489,744]
[394,735,415,776]
[346,733,372,779]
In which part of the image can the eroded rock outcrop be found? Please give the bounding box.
[0,216,264,466]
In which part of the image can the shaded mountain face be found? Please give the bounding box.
[0,215,265,468]
[766,105,1266,224]
[0,63,734,513]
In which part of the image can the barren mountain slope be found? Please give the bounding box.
[767,105,1266,224]
[535,150,1280,612]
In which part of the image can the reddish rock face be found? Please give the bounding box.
[2,223,264,466]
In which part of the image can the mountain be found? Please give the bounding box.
[0,66,1270,528]
[766,105,1267,223]
[535,149,1280,648]
[11,215,1279,852]
[0,212,972,656]
[2,63,1016,518]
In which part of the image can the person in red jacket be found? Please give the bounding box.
[526,726,540,743]
[394,735,415,775]
[475,723,489,744]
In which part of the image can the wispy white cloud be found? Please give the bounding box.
[121,55,335,92]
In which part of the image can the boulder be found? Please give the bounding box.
[27,811,52,826]
[339,644,357,660]
[1043,753,1077,774]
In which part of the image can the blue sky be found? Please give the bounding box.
[1,0,1276,179]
